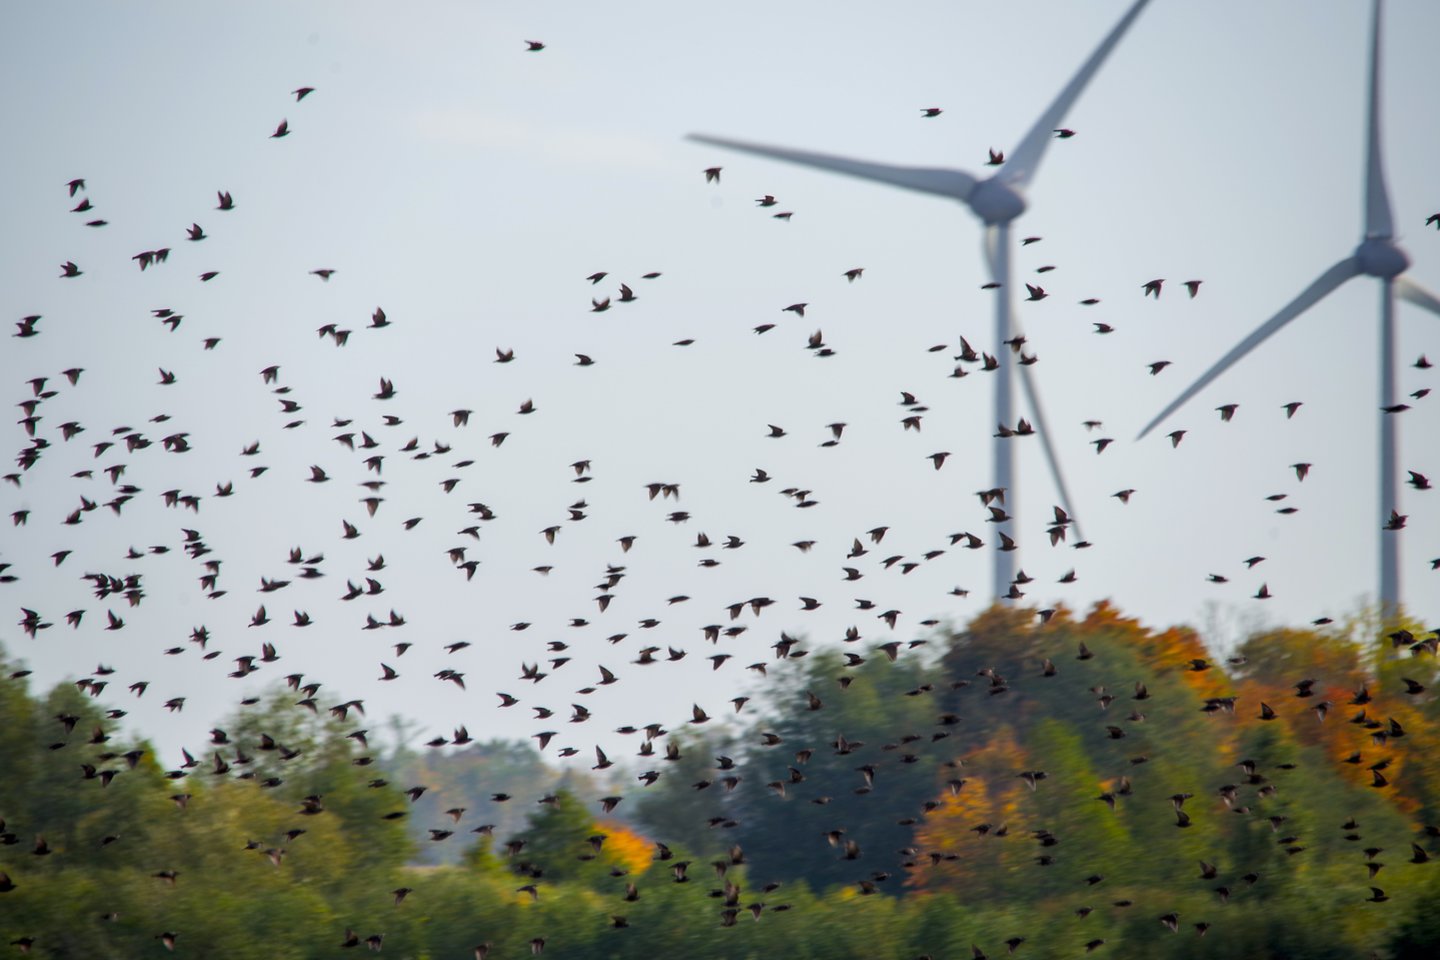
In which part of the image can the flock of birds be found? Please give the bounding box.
[3,37,1440,959]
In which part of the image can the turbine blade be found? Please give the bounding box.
[1396,275,1440,318]
[998,0,1154,188]
[1363,0,1393,239]
[1017,359,1084,542]
[1136,257,1361,439]
[982,224,1001,281]
[687,134,977,201]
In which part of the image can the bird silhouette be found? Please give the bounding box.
[4,21,1436,960]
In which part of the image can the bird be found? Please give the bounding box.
[525,40,545,51]
[1142,279,1164,298]
[6,14,1434,958]
[270,120,290,138]
[704,166,722,183]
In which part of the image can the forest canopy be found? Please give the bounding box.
[2,602,1438,959]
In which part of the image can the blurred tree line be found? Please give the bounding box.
[2,601,1438,959]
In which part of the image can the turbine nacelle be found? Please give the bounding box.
[1356,237,1409,278]
[968,179,1027,225]
[1138,1,1440,614]
[689,0,1155,600]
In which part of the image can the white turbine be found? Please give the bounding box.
[690,0,1154,600]
[1136,0,1439,616]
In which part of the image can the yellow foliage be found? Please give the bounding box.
[907,726,1031,896]
[597,819,653,875]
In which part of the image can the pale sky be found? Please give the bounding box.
[1,0,1437,765]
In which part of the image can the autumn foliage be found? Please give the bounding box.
[2,601,1438,959]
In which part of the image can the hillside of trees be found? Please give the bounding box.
[2,601,1438,959]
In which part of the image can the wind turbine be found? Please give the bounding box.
[1136,0,1439,616]
[690,0,1154,600]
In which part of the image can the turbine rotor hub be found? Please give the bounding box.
[1355,237,1409,278]
[967,179,1027,225]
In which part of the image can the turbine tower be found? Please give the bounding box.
[691,0,1153,600]
[1136,0,1439,616]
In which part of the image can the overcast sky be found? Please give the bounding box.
[1,0,1437,766]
